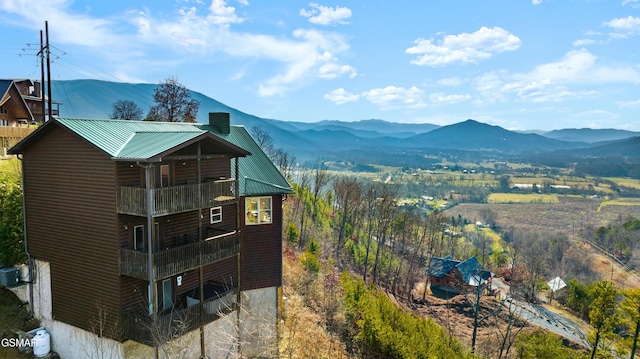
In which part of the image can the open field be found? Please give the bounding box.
[487,193,559,204]
[598,197,640,211]
[445,196,640,289]
[606,177,640,189]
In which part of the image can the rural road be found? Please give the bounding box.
[492,279,590,349]
[508,298,590,348]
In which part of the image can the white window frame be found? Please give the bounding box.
[210,206,222,224]
[245,196,272,225]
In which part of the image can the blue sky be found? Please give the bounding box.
[2,0,640,131]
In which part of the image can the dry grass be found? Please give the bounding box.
[280,254,349,359]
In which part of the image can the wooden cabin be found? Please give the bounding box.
[9,112,293,358]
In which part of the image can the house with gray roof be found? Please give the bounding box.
[428,255,492,294]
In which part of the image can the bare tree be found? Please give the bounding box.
[332,176,362,266]
[296,170,312,249]
[250,127,274,157]
[311,162,332,220]
[371,185,398,285]
[83,299,123,359]
[147,76,199,122]
[110,99,143,121]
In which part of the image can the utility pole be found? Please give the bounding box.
[39,30,45,124]
[45,21,52,121]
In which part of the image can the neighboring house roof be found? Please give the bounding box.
[9,117,293,196]
[0,80,13,101]
[200,124,293,196]
[429,255,460,278]
[547,276,567,292]
[429,255,492,287]
[0,80,34,122]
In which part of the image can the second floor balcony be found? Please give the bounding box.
[120,230,239,280]
[117,178,237,217]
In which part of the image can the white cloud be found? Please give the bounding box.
[0,0,357,97]
[572,39,596,47]
[525,49,640,84]
[604,16,640,38]
[324,88,359,104]
[617,99,640,108]
[406,26,521,67]
[0,0,118,48]
[472,49,639,104]
[532,0,542,5]
[429,92,471,105]
[437,77,464,86]
[300,2,352,26]
[622,0,640,7]
[208,0,245,24]
[317,63,357,79]
[362,86,426,110]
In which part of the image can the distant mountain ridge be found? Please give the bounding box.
[49,79,639,161]
[542,128,640,143]
[404,119,584,152]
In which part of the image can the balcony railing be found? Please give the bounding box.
[122,287,237,346]
[120,231,239,280]
[117,179,237,216]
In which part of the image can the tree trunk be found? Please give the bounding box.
[590,329,601,359]
[631,317,639,359]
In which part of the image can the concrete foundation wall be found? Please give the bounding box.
[32,259,124,359]
[239,287,278,358]
[28,259,276,358]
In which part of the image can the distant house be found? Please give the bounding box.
[1,79,61,123]
[9,113,293,359]
[0,79,61,156]
[428,256,492,294]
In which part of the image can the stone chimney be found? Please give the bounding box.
[209,112,230,134]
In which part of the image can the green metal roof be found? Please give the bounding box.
[116,131,203,159]
[198,124,294,196]
[10,117,292,196]
[55,118,205,158]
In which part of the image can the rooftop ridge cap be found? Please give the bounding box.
[113,132,136,157]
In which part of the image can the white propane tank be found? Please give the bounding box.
[18,264,30,282]
[33,329,51,357]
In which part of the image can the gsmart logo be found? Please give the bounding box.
[1,337,36,348]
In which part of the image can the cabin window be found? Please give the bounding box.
[160,164,171,187]
[162,278,173,310]
[134,225,144,252]
[245,197,272,225]
[210,206,222,224]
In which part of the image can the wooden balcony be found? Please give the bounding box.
[117,179,237,216]
[122,285,237,346]
[120,231,239,280]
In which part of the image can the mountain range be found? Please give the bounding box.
[51,79,640,163]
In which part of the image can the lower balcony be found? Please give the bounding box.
[120,231,239,280]
[122,283,237,346]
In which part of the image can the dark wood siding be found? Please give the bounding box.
[22,125,120,336]
[240,195,283,290]
[121,276,149,313]
[201,157,231,180]
[116,162,142,186]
